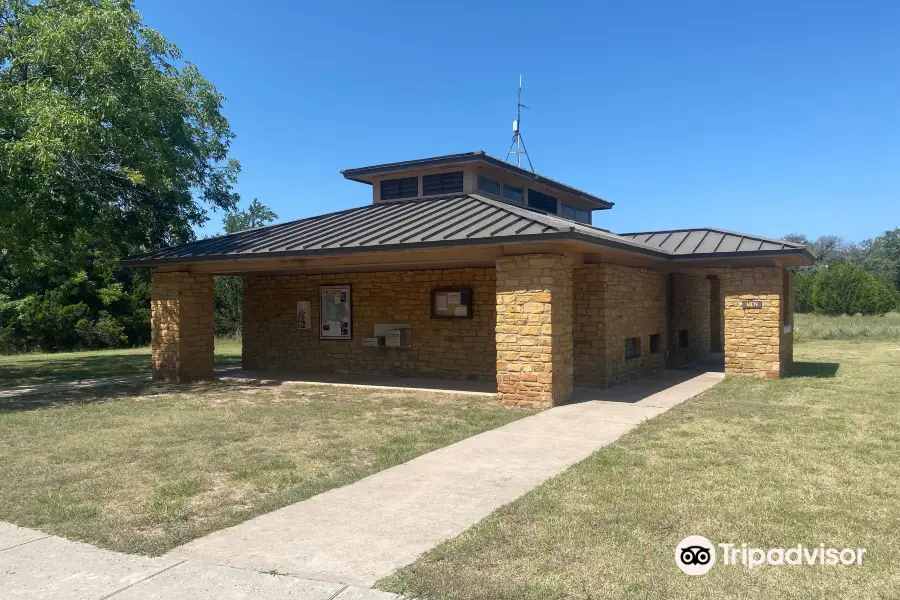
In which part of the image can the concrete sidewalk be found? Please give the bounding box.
[1,366,723,598]
[169,368,724,587]
[0,523,402,600]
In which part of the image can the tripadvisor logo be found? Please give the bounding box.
[675,536,716,575]
[675,536,867,575]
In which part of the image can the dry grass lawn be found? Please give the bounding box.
[381,340,900,599]
[0,338,242,387]
[0,380,530,555]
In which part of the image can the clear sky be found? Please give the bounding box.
[138,0,898,243]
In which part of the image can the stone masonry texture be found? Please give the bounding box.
[243,268,496,381]
[605,264,668,385]
[573,264,669,387]
[722,266,789,378]
[151,271,214,382]
[573,264,714,387]
[709,276,724,353]
[495,254,573,408]
[671,273,712,366]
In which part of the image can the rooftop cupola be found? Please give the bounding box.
[340,151,612,226]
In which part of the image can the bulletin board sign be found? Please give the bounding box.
[431,287,473,319]
[296,301,311,330]
[320,284,352,339]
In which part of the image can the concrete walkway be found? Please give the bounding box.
[1,365,723,598]
[0,522,400,600]
[170,367,724,587]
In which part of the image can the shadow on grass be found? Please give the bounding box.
[786,362,841,378]
[0,378,276,413]
[0,351,241,387]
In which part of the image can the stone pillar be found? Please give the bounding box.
[495,254,573,408]
[722,267,790,378]
[151,271,215,382]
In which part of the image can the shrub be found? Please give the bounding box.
[794,271,816,313]
[862,275,900,315]
[812,262,900,316]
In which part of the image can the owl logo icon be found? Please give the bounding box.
[675,536,716,575]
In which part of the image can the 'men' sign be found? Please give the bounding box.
[742,300,764,310]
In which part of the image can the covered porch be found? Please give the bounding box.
[144,243,793,409]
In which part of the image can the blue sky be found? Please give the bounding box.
[138,0,898,243]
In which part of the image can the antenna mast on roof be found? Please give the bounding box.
[506,74,534,172]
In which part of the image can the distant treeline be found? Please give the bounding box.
[785,230,900,316]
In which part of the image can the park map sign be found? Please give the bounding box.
[320,285,352,340]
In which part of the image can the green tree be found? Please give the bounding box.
[0,0,240,288]
[214,199,278,337]
[222,198,278,234]
[794,271,815,313]
[866,228,900,291]
[812,262,899,316]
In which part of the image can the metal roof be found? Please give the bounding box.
[340,151,614,210]
[615,228,808,257]
[122,196,813,267]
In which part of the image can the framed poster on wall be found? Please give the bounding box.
[431,286,473,319]
[319,284,352,339]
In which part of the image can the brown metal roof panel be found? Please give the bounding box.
[335,201,465,248]
[517,221,555,235]
[678,230,709,254]
[758,240,786,251]
[368,201,477,246]
[715,234,743,252]
[659,231,689,251]
[295,203,426,249]
[330,203,447,248]
[436,207,509,240]
[485,213,530,236]
[736,237,764,252]
[401,203,499,243]
[314,201,460,249]
[252,206,387,252]
[492,217,539,237]
[628,233,653,244]
[694,231,725,253]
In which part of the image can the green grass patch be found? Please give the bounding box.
[795,312,900,342]
[0,380,529,555]
[0,338,242,386]
[381,340,900,599]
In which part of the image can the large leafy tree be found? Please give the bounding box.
[214,199,278,337]
[0,0,240,291]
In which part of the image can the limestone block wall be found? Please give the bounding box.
[573,263,607,387]
[496,254,573,408]
[151,271,214,382]
[573,263,667,387]
[604,265,667,385]
[242,268,496,381]
[671,274,712,366]
[709,276,724,353]
[722,267,785,378]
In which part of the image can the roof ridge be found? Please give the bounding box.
[616,227,805,248]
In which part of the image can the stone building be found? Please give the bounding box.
[125,151,812,408]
